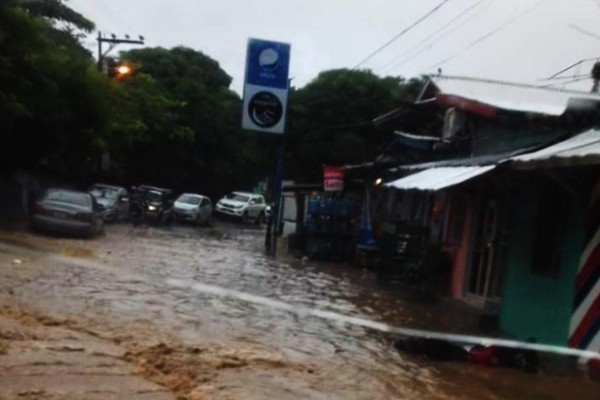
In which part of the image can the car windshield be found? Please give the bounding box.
[89,187,118,199]
[178,194,201,205]
[44,190,90,207]
[144,190,164,202]
[226,193,250,203]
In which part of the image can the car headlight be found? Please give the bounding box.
[148,205,157,211]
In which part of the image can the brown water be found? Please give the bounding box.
[0,223,598,399]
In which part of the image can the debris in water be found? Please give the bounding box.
[12,259,22,265]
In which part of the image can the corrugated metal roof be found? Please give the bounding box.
[431,75,600,116]
[396,146,538,171]
[510,128,600,167]
[385,166,495,191]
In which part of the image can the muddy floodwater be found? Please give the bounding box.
[0,223,598,399]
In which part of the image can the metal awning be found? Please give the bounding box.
[385,166,495,191]
[431,75,600,116]
[510,128,600,168]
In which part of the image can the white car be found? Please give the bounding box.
[172,193,213,226]
[215,192,267,224]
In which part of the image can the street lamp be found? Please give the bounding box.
[116,64,132,77]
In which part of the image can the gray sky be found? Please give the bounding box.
[70,0,600,94]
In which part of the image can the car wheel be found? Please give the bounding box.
[255,212,265,226]
[204,214,213,227]
[242,211,249,224]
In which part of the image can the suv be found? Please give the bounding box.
[215,192,267,224]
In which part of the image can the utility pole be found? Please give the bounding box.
[97,32,145,72]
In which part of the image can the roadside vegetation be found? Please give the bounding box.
[1,0,422,198]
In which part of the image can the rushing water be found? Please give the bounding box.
[0,223,599,399]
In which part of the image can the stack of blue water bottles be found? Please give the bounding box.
[305,196,358,261]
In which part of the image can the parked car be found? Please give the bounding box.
[215,192,266,224]
[88,184,129,222]
[31,189,105,237]
[137,185,174,224]
[173,193,213,226]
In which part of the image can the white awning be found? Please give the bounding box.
[510,128,600,168]
[385,166,495,191]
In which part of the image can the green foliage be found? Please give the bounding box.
[0,0,263,196]
[112,47,263,197]
[21,0,95,32]
[286,69,419,182]
[0,1,106,177]
[0,0,421,199]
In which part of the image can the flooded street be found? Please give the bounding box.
[0,223,598,399]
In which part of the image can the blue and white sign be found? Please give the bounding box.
[242,38,291,134]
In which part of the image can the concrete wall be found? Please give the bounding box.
[499,175,585,345]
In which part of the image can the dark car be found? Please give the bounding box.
[137,185,174,224]
[31,189,105,237]
[88,184,129,222]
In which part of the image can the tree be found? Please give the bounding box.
[0,0,108,178]
[111,47,263,197]
[286,69,417,182]
[20,0,94,31]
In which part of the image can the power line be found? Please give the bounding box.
[541,76,591,88]
[377,0,490,74]
[428,0,547,70]
[540,73,589,81]
[352,0,451,70]
[569,24,600,42]
[545,57,599,80]
[381,0,493,74]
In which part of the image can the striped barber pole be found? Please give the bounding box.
[569,180,600,358]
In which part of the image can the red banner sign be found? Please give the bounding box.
[323,165,344,192]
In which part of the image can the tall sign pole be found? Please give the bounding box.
[242,38,291,255]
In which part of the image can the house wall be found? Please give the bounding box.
[499,176,585,345]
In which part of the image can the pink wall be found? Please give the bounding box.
[448,195,473,299]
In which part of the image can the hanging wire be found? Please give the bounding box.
[428,0,548,70]
[352,0,451,70]
[377,0,492,74]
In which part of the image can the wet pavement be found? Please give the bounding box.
[0,222,599,399]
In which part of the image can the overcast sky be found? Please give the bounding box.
[70,0,600,94]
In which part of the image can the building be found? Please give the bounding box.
[374,75,600,358]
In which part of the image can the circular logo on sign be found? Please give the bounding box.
[259,48,279,71]
[248,91,283,128]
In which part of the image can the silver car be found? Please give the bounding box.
[173,193,213,226]
[31,189,106,237]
